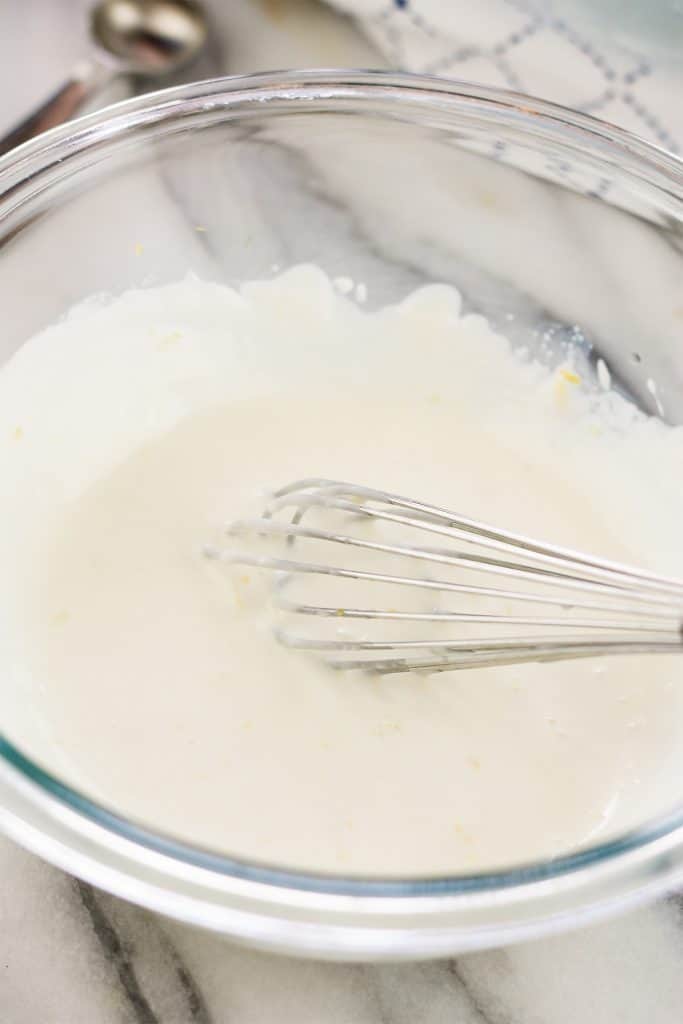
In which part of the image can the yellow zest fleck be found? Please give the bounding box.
[335,608,345,617]
[195,225,207,233]
[468,756,481,771]
[428,393,441,404]
[11,426,24,441]
[554,366,581,409]
[51,610,71,626]
[454,823,473,843]
[477,190,496,208]
[134,242,144,256]
[157,330,183,350]
[240,575,251,585]
[374,720,401,737]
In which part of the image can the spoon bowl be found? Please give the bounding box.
[92,0,208,76]
[0,0,208,157]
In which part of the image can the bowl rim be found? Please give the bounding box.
[1,68,682,956]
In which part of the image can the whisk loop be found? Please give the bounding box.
[205,479,683,674]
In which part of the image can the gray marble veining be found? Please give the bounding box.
[5,830,683,1023]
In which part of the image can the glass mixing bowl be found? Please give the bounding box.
[0,71,682,961]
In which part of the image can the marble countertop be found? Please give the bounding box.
[2,3,683,1021]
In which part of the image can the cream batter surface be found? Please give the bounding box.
[1,266,682,875]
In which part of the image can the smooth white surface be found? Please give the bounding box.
[1,3,683,1022]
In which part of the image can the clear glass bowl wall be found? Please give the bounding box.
[0,72,681,960]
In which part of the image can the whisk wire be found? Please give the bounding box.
[207,479,683,674]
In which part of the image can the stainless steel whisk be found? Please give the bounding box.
[206,479,683,674]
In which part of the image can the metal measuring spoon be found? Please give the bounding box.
[0,0,208,158]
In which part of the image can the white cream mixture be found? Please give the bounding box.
[1,266,682,875]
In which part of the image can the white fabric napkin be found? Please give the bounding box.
[326,0,682,153]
